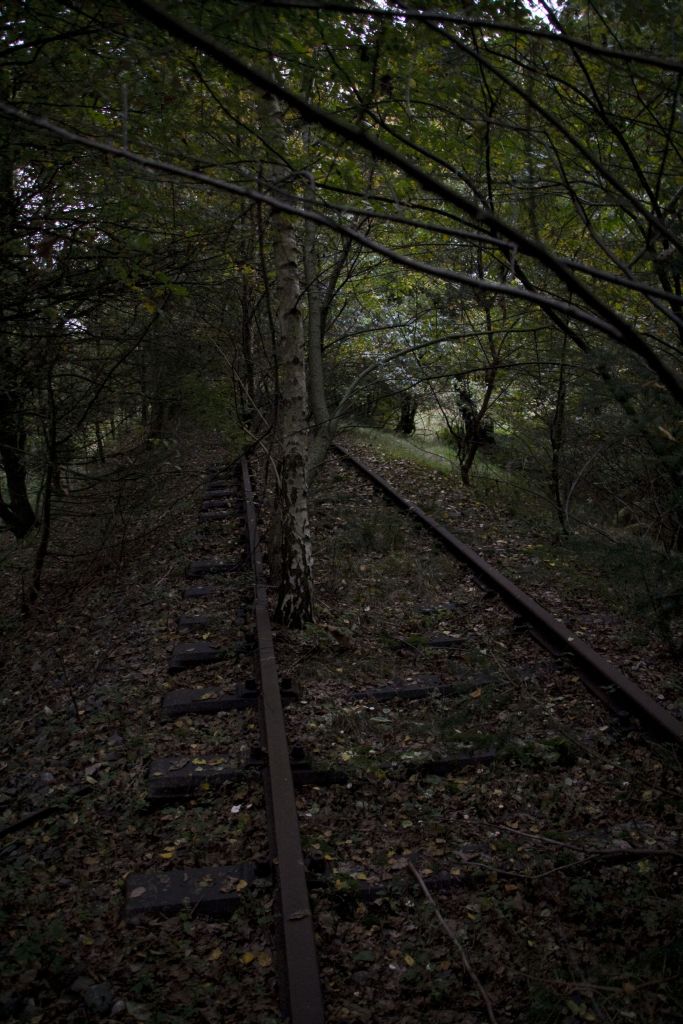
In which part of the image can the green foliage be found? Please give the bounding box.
[178,374,244,444]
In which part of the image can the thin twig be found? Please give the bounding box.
[0,784,91,845]
[448,845,683,883]
[496,823,584,852]
[408,860,499,1024]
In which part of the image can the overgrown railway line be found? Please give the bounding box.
[334,443,683,749]
[125,444,682,1024]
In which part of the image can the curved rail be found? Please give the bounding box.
[334,443,683,748]
[241,457,325,1024]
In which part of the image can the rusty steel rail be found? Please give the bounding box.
[240,458,325,1024]
[334,443,683,748]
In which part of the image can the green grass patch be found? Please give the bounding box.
[351,427,457,476]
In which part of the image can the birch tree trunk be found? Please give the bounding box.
[260,91,314,626]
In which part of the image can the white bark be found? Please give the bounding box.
[260,92,314,626]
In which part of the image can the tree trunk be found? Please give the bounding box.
[550,335,569,536]
[304,178,328,436]
[396,392,418,435]
[27,373,57,605]
[261,91,314,627]
[0,77,35,540]
[303,169,346,484]
[238,270,256,421]
[95,421,106,463]
[0,394,36,537]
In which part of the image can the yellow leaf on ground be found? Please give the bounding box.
[257,951,273,967]
[208,948,223,961]
[470,688,482,699]
[241,952,255,965]
[235,879,248,891]
[404,954,415,967]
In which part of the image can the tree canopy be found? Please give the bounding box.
[1,0,681,619]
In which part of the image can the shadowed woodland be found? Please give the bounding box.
[2,4,683,1024]
[1,0,682,630]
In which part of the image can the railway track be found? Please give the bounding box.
[333,444,683,749]
[124,457,324,1023]
[124,443,682,1024]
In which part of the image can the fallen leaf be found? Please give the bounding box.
[124,1003,151,1022]
[129,887,146,899]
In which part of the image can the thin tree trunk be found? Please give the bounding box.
[303,171,336,483]
[95,421,106,463]
[550,335,569,536]
[0,396,36,537]
[27,374,57,605]
[304,177,329,433]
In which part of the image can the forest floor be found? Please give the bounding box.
[1,426,681,1024]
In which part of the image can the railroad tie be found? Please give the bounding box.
[123,457,325,1024]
